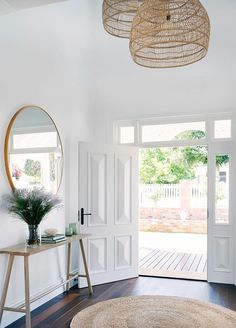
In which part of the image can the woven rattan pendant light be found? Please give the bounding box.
[129,0,210,68]
[102,0,143,38]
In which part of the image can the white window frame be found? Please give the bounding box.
[114,112,235,147]
[114,120,139,146]
[10,125,61,155]
[212,119,233,141]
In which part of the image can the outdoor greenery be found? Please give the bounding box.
[24,159,41,181]
[4,188,61,226]
[140,130,229,184]
[140,147,194,184]
[149,191,161,207]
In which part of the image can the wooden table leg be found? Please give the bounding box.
[66,242,71,292]
[79,239,93,295]
[0,255,14,324]
[24,256,31,328]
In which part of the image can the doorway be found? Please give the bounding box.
[139,146,208,280]
[116,116,234,284]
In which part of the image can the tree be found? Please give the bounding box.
[178,130,229,168]
[175,130,205,140]
[140,129,229,184]
[140,147,194,184]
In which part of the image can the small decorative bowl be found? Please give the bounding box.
[44,228,58,237]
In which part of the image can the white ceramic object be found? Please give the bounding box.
[44,228,58,237]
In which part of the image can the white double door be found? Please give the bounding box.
[78,142,139,286]
[78,141,236,286]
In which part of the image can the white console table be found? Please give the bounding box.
[0,234,92,328]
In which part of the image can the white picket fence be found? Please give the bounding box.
[140,183,207,208]
[140,184,179,199]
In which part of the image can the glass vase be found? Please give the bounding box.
[27,225,40,248]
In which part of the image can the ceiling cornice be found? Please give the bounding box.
[0,0,67,15]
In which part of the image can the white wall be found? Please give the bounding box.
[0,1,95,326]
[1,0,236,325]
[93,0,236,143]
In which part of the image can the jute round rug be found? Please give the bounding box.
[70,295,236,328]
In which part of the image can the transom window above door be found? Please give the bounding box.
[120,126,135,144]
[214,120,231,139]
[141,121,206,143]
[115,115,234,146]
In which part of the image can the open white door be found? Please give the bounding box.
[78,142,139,286]
[208,142,235,284]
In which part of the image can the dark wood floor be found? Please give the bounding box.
[7,276,236,328]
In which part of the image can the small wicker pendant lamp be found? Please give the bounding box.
[129,0,210,68]
[102,0,143,38]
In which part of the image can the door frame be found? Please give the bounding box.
[207,141,235,283]
[114,114,236,284]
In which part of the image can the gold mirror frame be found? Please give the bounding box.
[4,105,64,193]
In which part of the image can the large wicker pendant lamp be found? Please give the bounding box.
[129,0,210,68]
[102,0,143,38]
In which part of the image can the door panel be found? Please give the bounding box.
[115,235,132,269]
[208,142,235,283]
[116,154,132,224]
[88,153,107,226]
[213,236,231,272]
[88,237,107,273]
[78,142,139,286]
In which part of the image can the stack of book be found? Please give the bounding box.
[41,234,67,244]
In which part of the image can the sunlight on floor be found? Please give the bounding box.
[139,232,207,280]
[139,232,207,253]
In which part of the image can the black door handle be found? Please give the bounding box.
[79,208,92,225]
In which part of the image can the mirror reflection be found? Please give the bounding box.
[5,106,63,194]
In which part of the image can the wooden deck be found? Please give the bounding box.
[139,247,207,280]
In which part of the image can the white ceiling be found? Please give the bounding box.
[0,0,234,120]
[0,0,67,15]
[92,0,236,119]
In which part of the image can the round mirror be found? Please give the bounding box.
[4,106,63,194]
